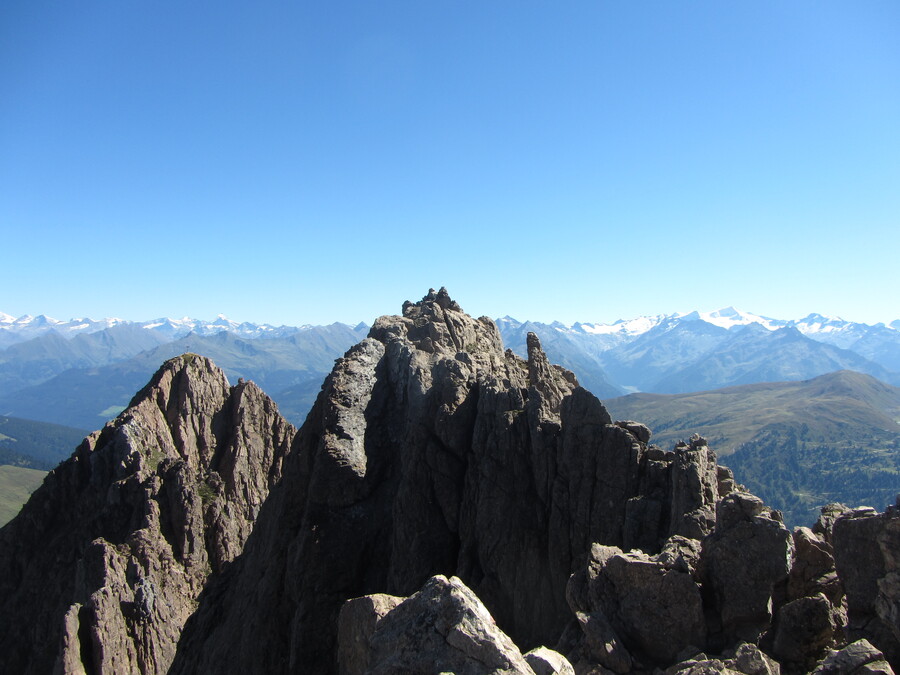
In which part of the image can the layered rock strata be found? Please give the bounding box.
[0,355,294,675]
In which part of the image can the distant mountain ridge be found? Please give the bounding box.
[0,310,357,346]
[497,309,900,394]
[0,324,369,429]
[3,307,899,430]
[3,306,898,346]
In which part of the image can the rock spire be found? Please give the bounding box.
[0,355,294,675]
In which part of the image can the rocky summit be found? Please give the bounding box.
[0,354,295,674]
[1,288,899,675]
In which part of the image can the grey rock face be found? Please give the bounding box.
[524,646,576,675]
[666,643,781,675]
[813,639,896,675]
[343,575,541,675]
[170,289,736,674]
[337,593,406,675]
[0,355,295,675]
[833,503,900,667]
[566,541,705,667]
[699,492,794,649]
[731,642,782,675]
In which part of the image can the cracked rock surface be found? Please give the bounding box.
[4,289,900,675]
[0,355,294,675]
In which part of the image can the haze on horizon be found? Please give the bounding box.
[1,2,898,327]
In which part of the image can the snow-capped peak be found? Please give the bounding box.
[575,314,670,336]
[678,307,782,331]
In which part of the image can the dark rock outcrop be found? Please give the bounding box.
[4,288,900,675]
[699,492,793,650]
[169,289,734,673]
[566,541,706,667]
[0,355,294,675]
[833,502,900,666]
[337,574,566,675]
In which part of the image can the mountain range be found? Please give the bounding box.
[497,308,900,395]
[3,307,899,431]
[0,318,369,428]
[2,290,898,675]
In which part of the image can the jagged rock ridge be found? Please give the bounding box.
[2,289,900,675]
[0,355,295,674]
[169,289,761,673]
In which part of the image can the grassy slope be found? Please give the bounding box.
[604,370,900,454]
[605,370,900,527]
[0,465,46,526]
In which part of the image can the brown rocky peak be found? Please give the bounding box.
[0,354,295,675]
[124,353,232,471]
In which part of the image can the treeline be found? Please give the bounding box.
[0,416,88,470]
[725,421,899,527]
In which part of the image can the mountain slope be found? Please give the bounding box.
[653,324,893,393]
[0,355,295,674]
[606,370,900,525]
[0,324,167,392]
[0,466,45,526]
[0,415,90,469]
[0,324,367,429]
[598,318,731,391]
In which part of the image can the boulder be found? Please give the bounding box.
[567,541,705,666]
[833,503,900,667]
[812,639,895,675]
[336,593,404,675]
[524,646,576,675]
[361,575,538,675]
[699,492,793,649]
[773,593,839,670]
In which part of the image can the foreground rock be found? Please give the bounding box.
[566,539,706,669]
[338,575,570,675]
[0,355,294,675]
[700,492,794,650]
[833,502,900,666]
[812,639,895,675]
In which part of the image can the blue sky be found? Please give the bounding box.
[2,2,898,326]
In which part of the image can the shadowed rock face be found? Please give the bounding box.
[3,289,898,675]
[170,289,727,674]
[833,503,900,667]
[0,355,294,675]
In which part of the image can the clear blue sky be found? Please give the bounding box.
[2,2,898,326]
